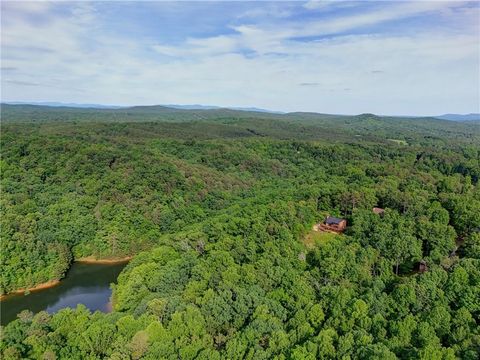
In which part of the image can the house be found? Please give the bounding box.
[415,260,428,273]
[372,207,385,215]
[324,216,347,232]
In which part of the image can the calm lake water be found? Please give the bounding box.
[0,262,128,326]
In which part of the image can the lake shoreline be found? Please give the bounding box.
[0,280,61,301]
[1,256,132,300]
[75,256,133,264]
[1,261,129,326]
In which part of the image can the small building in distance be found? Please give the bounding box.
[372,207,385,216]
[323,216,347,232]
[415,260,428,273]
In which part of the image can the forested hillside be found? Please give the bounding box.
[3,104,480,145]
[1,106,479,359]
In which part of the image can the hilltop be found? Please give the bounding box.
[2,104,479,146]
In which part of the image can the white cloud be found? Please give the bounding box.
[1,0,53,15]
[303,1,357,11]
[1,1,479,115]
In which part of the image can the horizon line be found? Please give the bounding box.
[2,101,479,119]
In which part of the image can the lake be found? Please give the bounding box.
[0,261,128,326]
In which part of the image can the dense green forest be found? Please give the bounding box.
[1,105,479,359]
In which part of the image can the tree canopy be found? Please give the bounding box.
[1,107,479,359]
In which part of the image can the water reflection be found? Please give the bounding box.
[0,261,128,326]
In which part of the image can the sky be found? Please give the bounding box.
[1,0,479,116]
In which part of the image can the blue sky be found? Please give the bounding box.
[1,0,479,115]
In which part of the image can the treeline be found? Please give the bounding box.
[1,117,479,359]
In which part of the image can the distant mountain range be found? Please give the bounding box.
[434,113,480,121]
[1,102,478,121]
[3,101,126,109]
[163,104,284,113]
[3,101,283,114]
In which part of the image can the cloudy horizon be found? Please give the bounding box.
[1,0,479,116]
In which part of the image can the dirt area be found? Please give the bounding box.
[75,256,133,264]
[0,280,61,300]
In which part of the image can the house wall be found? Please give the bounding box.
[338,220,347,230]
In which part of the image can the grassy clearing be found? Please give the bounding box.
[303,230,340,249]
[387,138,408,145]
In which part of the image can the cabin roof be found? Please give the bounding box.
[373,207,385,214]
[325,216,344,225]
